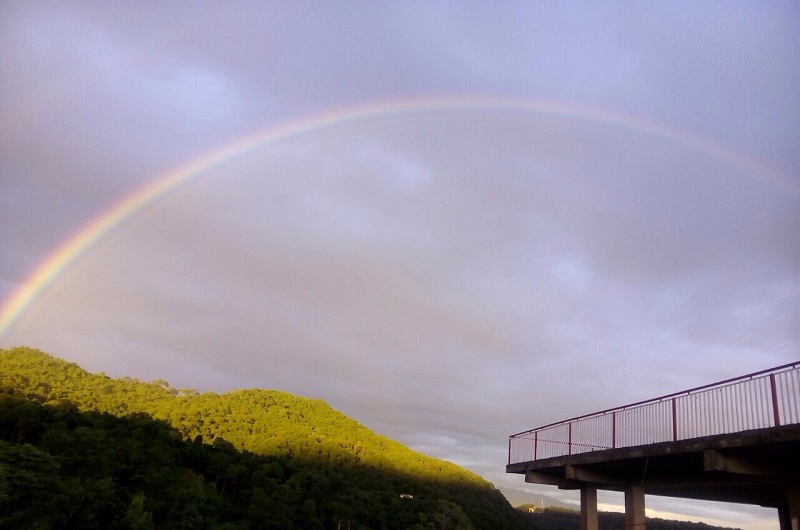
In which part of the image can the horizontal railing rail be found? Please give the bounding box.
[508,360,800,465]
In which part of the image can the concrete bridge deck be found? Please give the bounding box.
[507,361,800,530]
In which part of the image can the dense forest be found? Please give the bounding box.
[0,347,530,529]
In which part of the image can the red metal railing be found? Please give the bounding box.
[508,361,800,465]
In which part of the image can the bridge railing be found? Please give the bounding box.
[508,361,800,465]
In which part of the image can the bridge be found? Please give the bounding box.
[507,361,800,530]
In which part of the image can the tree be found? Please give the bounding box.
[418,500,475,530]
[125,493,155,530]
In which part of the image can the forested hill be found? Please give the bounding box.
[0,346,530,529]
[0,347,477,481]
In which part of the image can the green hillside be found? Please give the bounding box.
[0,346,531,529]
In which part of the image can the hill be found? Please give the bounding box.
[0,346,529,529]
[504,490,573,511]
[516,507,742,530]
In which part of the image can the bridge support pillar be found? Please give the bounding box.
[779,484,800,530]
[580,486,598,530]
[625,485,646,530]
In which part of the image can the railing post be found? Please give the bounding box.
[534,431,538,460]
[508,437,511,465]
[671,398,677,441]
[612,412,616,449]
[568,423,572,455]
[770,374,781,427]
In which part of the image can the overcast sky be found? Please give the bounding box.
[1,3,799,528]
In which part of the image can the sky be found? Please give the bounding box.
[1,2,799,528]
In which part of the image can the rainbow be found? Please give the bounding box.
[0,95,796,340]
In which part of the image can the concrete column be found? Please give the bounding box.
[779,506,791,530]
[580,486,599,530]
[625,485,646,530]
[783,484,800,530]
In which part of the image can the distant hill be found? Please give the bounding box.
[516,507,742,530]
[0,346,531,529]
[503,489,574,511]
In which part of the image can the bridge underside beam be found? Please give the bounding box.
[566,464,628,486]
[704,449,783,477]
[525,470,581,489]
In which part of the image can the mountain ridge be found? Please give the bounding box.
[0,346,484,485]
[0,345,527,529]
